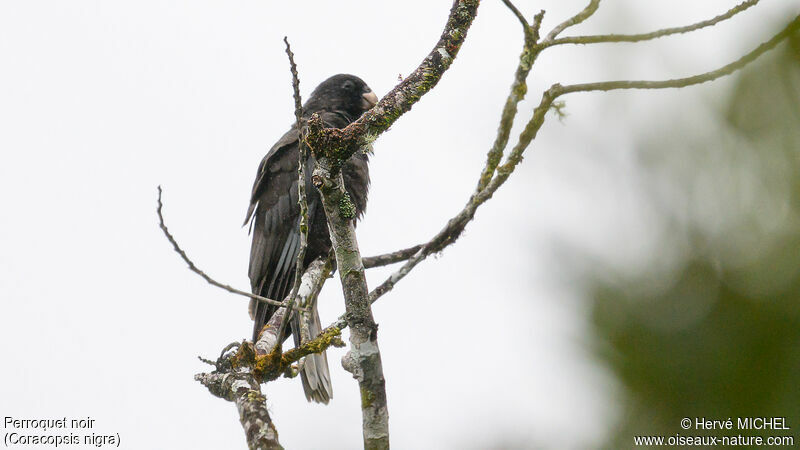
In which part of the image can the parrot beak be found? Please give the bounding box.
[361,90,379,109]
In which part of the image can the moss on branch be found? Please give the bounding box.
[230,326,345,383]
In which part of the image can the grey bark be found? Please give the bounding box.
[196,368,282,450]
[312,163,389,450]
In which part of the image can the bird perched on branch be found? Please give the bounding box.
[244,74,378,403]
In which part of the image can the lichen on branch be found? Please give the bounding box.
[306,0,481,169]
[195,344,283,450]
[230,325,345,384]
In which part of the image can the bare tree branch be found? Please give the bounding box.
[474,90,558,206]
[156,186,303,311]
[243,312,345,385]
[365,4,549,303]
[196,373,282,450]
[553,14,800,95]
[195,344,283,450]
[500,0,530,30]
[275,37,310,349]
[368,8,800,307]
[474,16,800,209]
[183,3,798,450]
[254,258,334,355]
[362,245,424,269]
[531,9,546,40]
[477,5,544,190]
[546,0,759,47]
[544,0,601,42]
[195,313,345,450]
[306,0,480,169]
[367,196,484,303]
[312,163,389,450]
[262,0,800,389]
[202,263,342,383]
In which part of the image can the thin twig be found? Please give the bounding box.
[544,0,600,42]
[156,186,303,311]
[554,13,800,95]
[477,4,543,190]
[500,0,530,30]
[546,0,759,47]
[275,37,310,349]
[367,205,474,303]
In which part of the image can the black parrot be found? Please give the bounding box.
[244,74,377,403]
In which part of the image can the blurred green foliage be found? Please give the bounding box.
[590,30,800,448]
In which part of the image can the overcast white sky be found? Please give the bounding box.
[1,1,796,449]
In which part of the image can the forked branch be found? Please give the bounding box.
[544,0,600,42]
[554,14,800,95]
[365,6,800,305]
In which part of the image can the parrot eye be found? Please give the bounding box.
[342,80,355,91]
